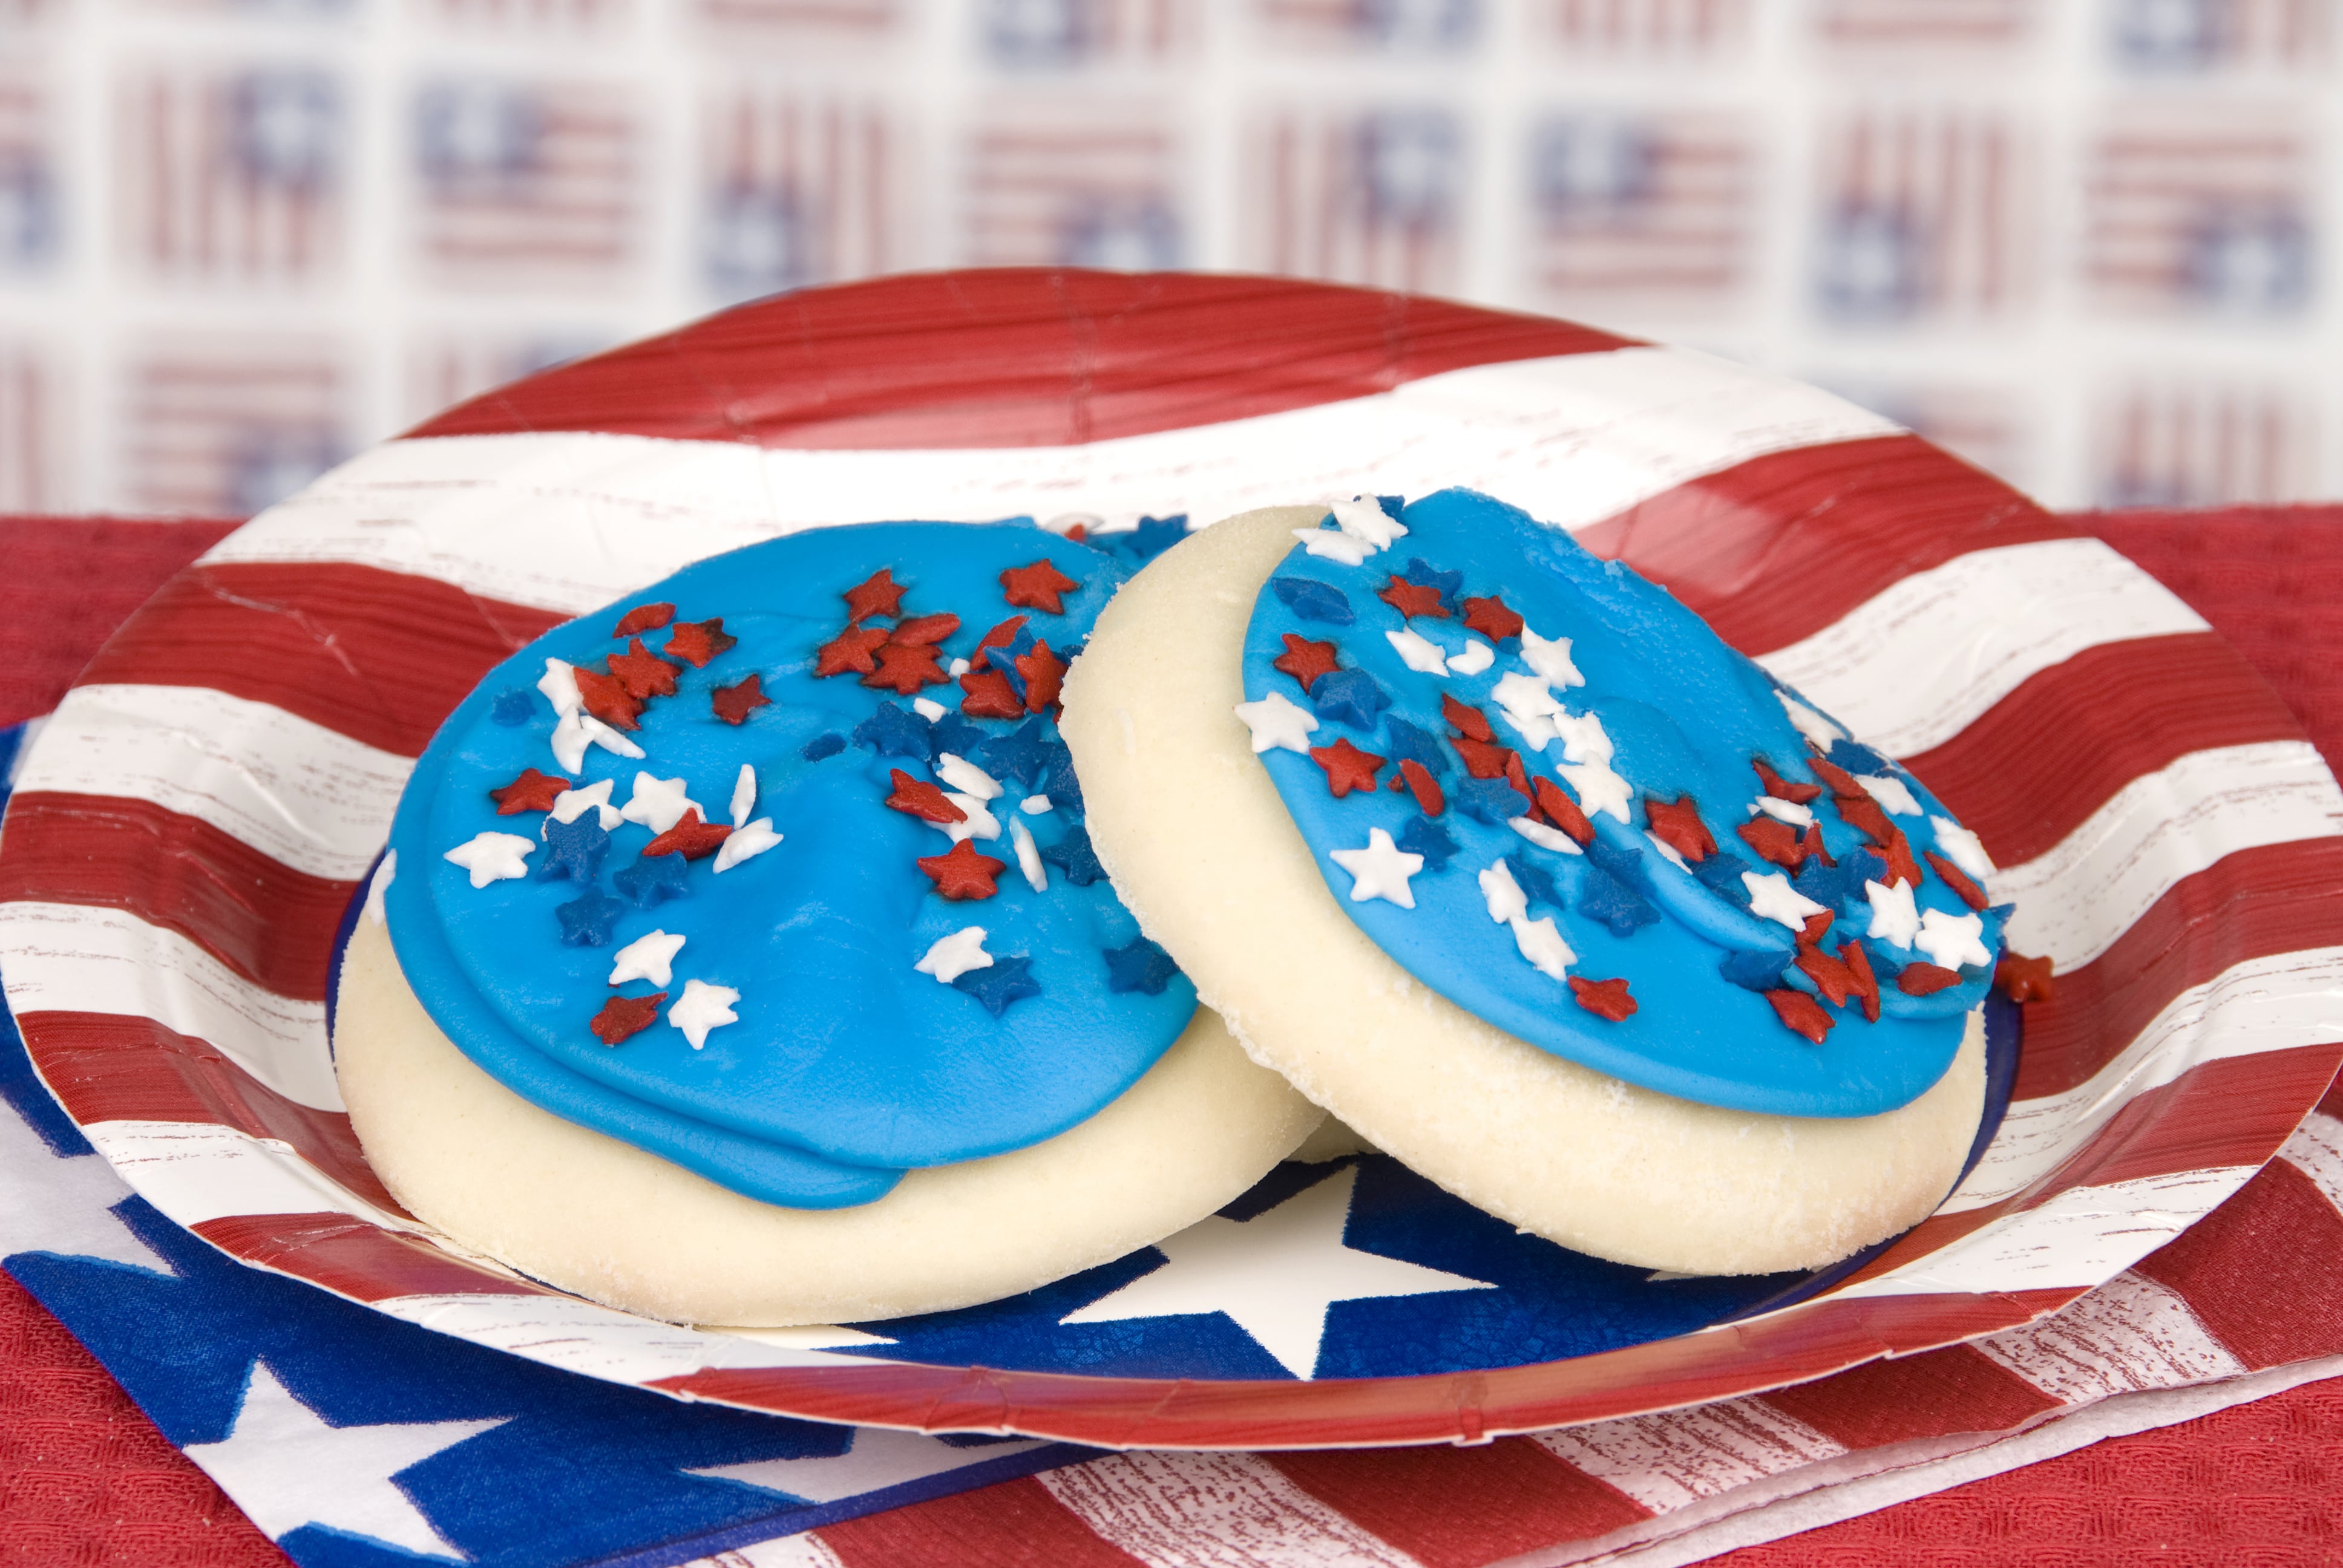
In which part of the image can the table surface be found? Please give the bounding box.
[1,509,2339,1567]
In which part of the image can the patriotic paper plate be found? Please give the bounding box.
[7,270,2341,1451]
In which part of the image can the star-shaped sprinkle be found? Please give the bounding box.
[591,991,666,1045]
[614,852,689,906]
[1441,693,1495,742]
[1396,758,1444,815]
[1864,876,1921,947]
[1309,738,1385,797]
[1395,814,1458,870]
[1697,849,1757,904]
[608,929,686,987]
[1038,744,1083,815]
[1746,869,1829,929]
[613,601,675,637]
[1039,823,1106,886]
[1808,755,1863,797]
[1778,691,1844,748]
[1461,595,1523,641]
[1870,823,1925,889]
[491,688,537,726]
[1385,627,1450,675]
[1794,845,1878,911]
[549,777,622,830]
[1752,794,1817,827]
[550,717,640,775]
[1841,939,1882,1021]
[853,702,932,760]
[1293,526,1374,565]
[1568,975,1636,1021]
[1930,816,1996,880]
[665,618,737,668]
[1331,495,1410,549]
[1380,717,1446,775]
[917,839,1006,900]
[1504,815,1576,854]
[669,978,740,1048]
[728,764,756,826]
[1766,988,1833,1042]
[1914,907,1991,969]
[1477,858,1527,923]
[710,674,770,725]
[863,641,949,695]
[1996,950,2056,1004]
[1855,773,1920,816]
[1643,795,1714,862]
[1737,817,1807,870]
[609,637,682,699]
[712,817,782,873]
[1924,851,1988,910]
[1446,639,1494,675]
[1896,962,1960,996]
[1273,635,1342,693]
[916,926,992,982]
[1270,576,1354,625]
[932,754,1001,803]
[555,890,625,946]
[620,773,702,834]
[1096,514,1190,561]
[885,768,965,824]
[490,768,571,815]
[972,614,1029,661]
[1519,778,1587,845]
[1645,832,1689,871]
[443,831,534,887]
[891,611,961,646]
[538,657,582,715]
[1799,910,1835,948]
[1311,668,1391,730]
[939,791,1002,843]
[1520,626,1584,688]
[1445,775,1522,825]
[1236,691,1319,754]
[1008,817,1047,890]
[844,568,906,624]
[1394,556,1459,611]
[1104,936,1181,995]
[1753,758,1824,803]
[804,732,846,761]
[1450,734,1513,779]
[958,667,1026,719]
[536,816,609,883]
[954,954,1041,1016]
[973,719,1052,786]
[1510,915,1575,981]
[1579,869,1659,937]
[1000,558,1081,614]
[924,708,982,759]
[1020,794,1053,815]
[1720,949,1791,991]
[1013,641,1068,710]
[818,626,891,678]
[1559,759,1632,823]
[1795,944,1858,1007]
[644,809,733,861]
[1330,827,1424,907]
[1377,575,1449,620]
[572,667,643,731]
[1550,708,1612,765]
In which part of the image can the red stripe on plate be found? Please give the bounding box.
[0,793,353,1001]
[408,270,1636,452]
[79,562,565,757]
[1575,434,2073,657]
[1758,1342,2060,1448]
[2133,1155,2343,1369]
[1268,1441,1650,1566]
[2040,1045,2343,1198]
[191,1212,539,1301]
[819,1476,1147,1568]
[1903,633,2304,867]
[21,1011,400,1216]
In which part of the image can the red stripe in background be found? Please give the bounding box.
[1268,1441,1650,1566]
[0,794,353,1001]
[2132,1155,2343,1369]
[1575,434,2073,657]
[76,561,565,758]
[406,269,1636,452]
[191,1213,540,1303]
[2037,1045,2343,1195]
[1758,1343,2059,1449]
[820,1477,1149,1568]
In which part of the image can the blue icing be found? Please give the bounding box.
[1240,488,2001,1119]
[490,689,537,726]
[384,520,1196,1209]
[1095,514,1190,563]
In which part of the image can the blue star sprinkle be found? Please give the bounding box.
[1271,577,1355,625]
[1103,937,1181,996]
[801,731,847,762]
[1381,716,1449,777]
[555,890,625,946]
[613,852,690,906]
[926,711,989,764]
[1720,948,1792,991]
[1038,823,1106,886]
[1585,837,1652,892]
[993,627,1042,704]
[1394,814,1458,871]
[1311,668,1391,730]
[1796,846,1884,910]
[1826,739,1893,776]
[1098,514,1189,562]
[1694,848,1755,906]
[1452,776,1530,825]
[1578,869,1660,938]
[953,955,1042,1016]
[490,688,537,727]
[538,815,610,884]
[853,701,932,761]
[1397,558,1463,616]
[1038,743,1084,817]
[973,719,1052,788]
[1501,852,1565,911]
[1374,494,1406,520]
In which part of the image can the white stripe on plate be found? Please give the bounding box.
[1941,947,2343,1214]
[1754,538,2207,760]
[2278,1109,2343,1216]
[206,347,1900,615]
[1037,1451,1425,1568]
[1971,1272,2247,1403]
[83,1120,401,1230]
[1993,742,2343,972]
[19,683,412,880]
[0,901,339,1110]
[1532,1397,1846,1515]
[719,1535,851,1568]
[373,1293,870,1383]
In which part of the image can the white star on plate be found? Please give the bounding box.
[550,710,643,773]
[1293,528,1374,565]
[1331,828,1424,908]
[941,792,1001,843]
[442,831,533,888]
[1915,907,1992,969]
[912,697,948,721]
[1446,639,1495,675]
[536,657,581,715]
[1385,627,1451,675]
[1751,794,1816,826]
[669,978,740,1049]
[1858,774,1921,815]
[608,929,686,988]
[549,777,623,831]
[1058,1164,1492,1379]
[1559,759,1633,823]
[713,817,782,873]
[1509,913,1575,980]
[1009,817,1047,891]
[1550,708,1614,765]
[620,773,702,834]
[183,1362,503,1560]
[1234,691,1319,754]
[730,764,757,826]
[362,851,396,927]
[1330,495,1407,549]
[1744,869,1828,929]
[1509,816,1583,854]
[936,752,1003,800]
[1777,691,1845,748]
[1864,877,1921,947]
[1931,815,1996,880]
[1477,857,1527,923]
[914,926,992,983]
[690,1427,1043,1505]
[1519,626,1584,688]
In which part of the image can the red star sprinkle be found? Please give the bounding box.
[1795,946,1858,1008]
[665,618,738,668]
[1925,851,1989,910]
[711,674,770,725]
[1000,558,1081,615]
[917,839,1006,901]
[1441,695,1495,744]
[1766,988,1833,1044]
[608,637,683,700]
[861,641,949,696]
[1753,758,1824,804]
[1532,777,1596,844]
[1840,939,1882,1022]
[1798,910,1835,948]
[643,808,733,861]
[572,667,643,731]
[1643,795,1714,863]
[1737,816,1806,869]
[1063,523,1088,542]
[489,767,571,814]
[1450,734,1515,780]
[1398,759,1445,816]
[1797,824,1834,869]
[844,569,907,624]
[885,768,965,824]
[1897,962,1961,996]
[590,991,666,1045]
[890,612,962,647]
[1568,975,1637,1021]
[1834,793,1895,844]
[958,667,1026,719]
[816,626,890,677]
[1273,635,1341,693]
[1460,595,1524,642]
[612,602,675,638]
[1872,825,1924,889]
[1014,641,1068,711]
[1377,575,1449,620]
[1309,739,1386,798]
[1809,756,1864,798]
[1996,951,2057,1004]
[973,616,1029,665]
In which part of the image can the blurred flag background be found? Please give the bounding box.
[0,0,2335,515]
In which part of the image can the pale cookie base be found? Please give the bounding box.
[335,918,1323,1326]
[1058,506,1987,1276]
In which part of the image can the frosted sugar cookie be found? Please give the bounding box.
[336,520,1319,1326]
[1059,493,1998,1276]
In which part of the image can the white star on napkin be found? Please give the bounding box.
[620,773,702,834]
[668,978,740,1050]
[442,831,533,888]
[1331,828,1425,908]
[608,930,686,988]
[1234,691,1320,754]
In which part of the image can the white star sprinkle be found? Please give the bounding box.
[936,752,1003,800]
[550,710,643,773]
[912,697,948,722]
[443,831,533,887]
[1519,626,1584,688]
[608,929,686,988]
[1493,671,1564,719]
[1477,858,1527,923]
[1498,707,1559,751]
[1386,627,1451,675]
[669,978,740,1050]
[1864,877,1921,947]
[1509,815,1584,854]
[730,764,757,826]
[1293,528,1374,565]
[549,777,623,831]
[1916,907,1992,970]
[1550,708,1614,765]
[1777,691,1845,749]
[1645,831,1689,872]
[1931,816,1996,880]
[1560,759,1633,823]
[712,817,781,872]
[537,657,581,715]
[1858,774,1921,815]
[1009,817,1047,892]
[1019,794,1054,815]
[948,657,971,677]
[1234,691,1319,754]
[1751,794,1816,826]
[1330,495,1407,549]
[1446,639,1494,675]
[1509,914,1575,981]
[941,792,1001,843]
[620,773,702,834]
[1331,828,1425,908]
[914,926,992,983]
[362,851,396,926]
[1744,870,1828,929]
